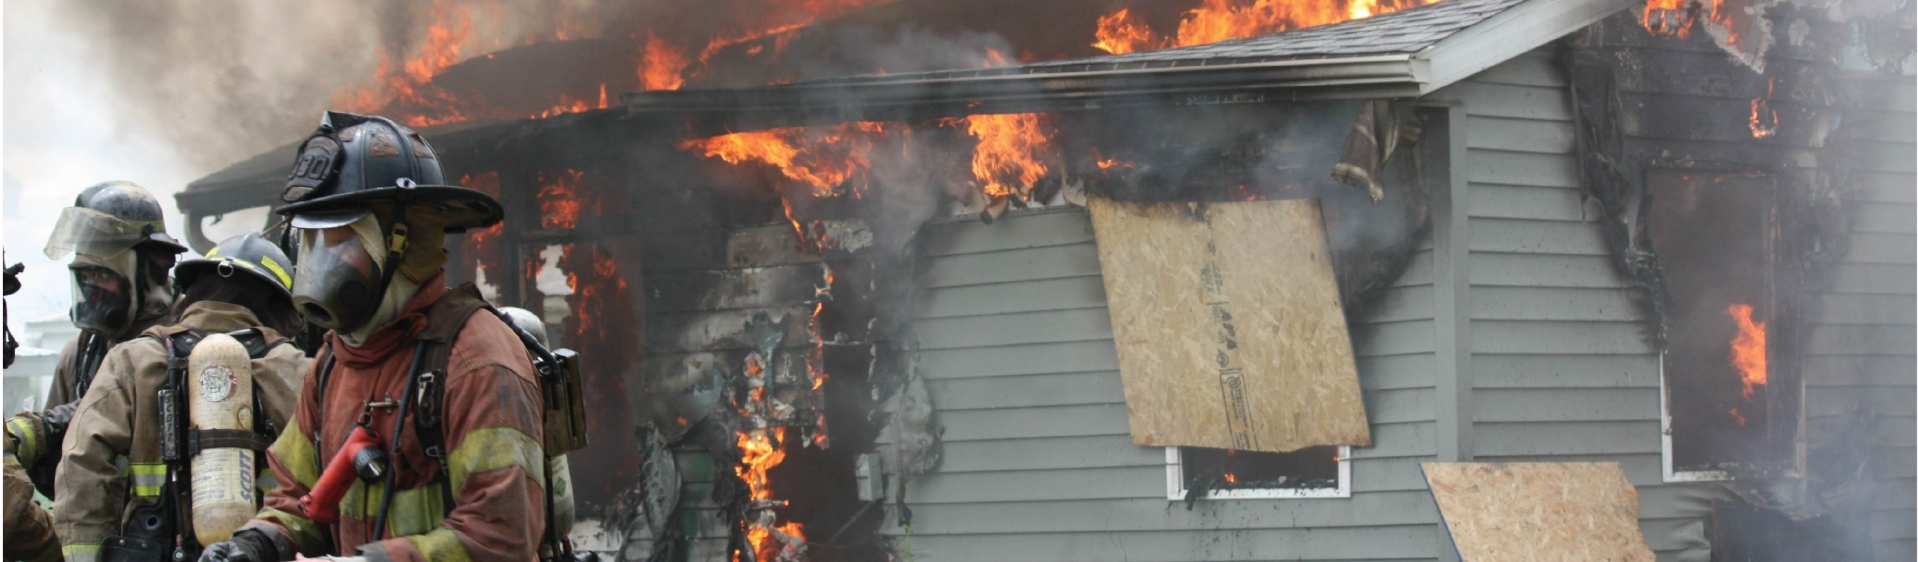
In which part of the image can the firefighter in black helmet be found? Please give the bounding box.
[4,181,188,499]
[201,112,542,562]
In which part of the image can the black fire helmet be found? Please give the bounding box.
[174,231,296,300]
[274,111,503,233]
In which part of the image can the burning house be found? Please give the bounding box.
[176,0,1914,560]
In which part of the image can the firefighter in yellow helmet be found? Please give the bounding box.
[53,233,309,562]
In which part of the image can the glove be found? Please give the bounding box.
[199,542,249,562]
[200,529,279,562]
[3,413,45,463]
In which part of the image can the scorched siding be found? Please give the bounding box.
[1428,47,1718,562]
[1810,73,1916,562]
[885,207,1444,561]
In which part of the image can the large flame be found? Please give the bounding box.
[642,33,690,91]
[963,113,1053,198]
[538,170,587,230]
[1727,303,1768,400]
[736,426,806,562]
[679,122,900,196]
[1092,0,1441,55]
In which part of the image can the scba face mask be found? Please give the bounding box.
[292,216,386,332]
[68,263,134,334]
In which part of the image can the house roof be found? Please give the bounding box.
[621,0,1635,117]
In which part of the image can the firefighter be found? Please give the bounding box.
[52,232,309,562]
[6,254,60,562]
[6,181,190,496]
[200,111,542,562]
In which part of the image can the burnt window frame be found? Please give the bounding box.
[1642,165,1806,484]
[1163,445,1353,500]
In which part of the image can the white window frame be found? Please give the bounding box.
[1164,446,1352,500]
[1659,354,1731,483]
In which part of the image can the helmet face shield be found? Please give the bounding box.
[292,224,382,332]
[43,206,165,261]
[69,265,134,334]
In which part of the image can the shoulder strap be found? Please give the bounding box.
[405,283,493,517]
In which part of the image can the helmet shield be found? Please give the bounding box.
[44,206,166,261]
[69,265,134,334]
[292,223,382,332]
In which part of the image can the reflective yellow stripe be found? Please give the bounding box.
[266,419,319,488]
[129,463,167,497]
[405,529,472,562]
[447,427,545,493]
[257,255,293,289]
[257,467,279,493]
[337,479,448,536]
[7,416,41,463]
[62,543,100,562]
[256,506,328,557]
[204,247,221,258]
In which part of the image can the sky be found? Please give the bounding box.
[4,1,194,343]
[1,1,367,346]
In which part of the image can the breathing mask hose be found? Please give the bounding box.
[372,341,427,541]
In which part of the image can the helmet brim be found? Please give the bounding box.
[174,258,294,300]
[276,184,503,233]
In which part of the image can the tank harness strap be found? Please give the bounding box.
[184,429,275,458]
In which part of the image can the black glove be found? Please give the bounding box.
[199,529,279,562]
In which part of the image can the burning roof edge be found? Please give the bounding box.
[620,0,1634,120]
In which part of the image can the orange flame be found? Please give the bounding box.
[642,33,690,91]
[538,170,586,230]
[1641,0,1696,38]
[1750,77,1778,139]
[1727,303,1767,400]
[1223,473,1238,483]
[1729,407,1747,426]
[735,427,806,562]
[679,122,900,197]
[1093,0,1440,55]
[963,114,1052,198]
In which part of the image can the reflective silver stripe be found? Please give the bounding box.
[130,463,167,497]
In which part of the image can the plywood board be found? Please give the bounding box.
[1422,462,1655,562]
[1088,197,1369,453]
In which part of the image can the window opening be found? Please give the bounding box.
[1165,445,1350,499]
[1648,170,1793,481]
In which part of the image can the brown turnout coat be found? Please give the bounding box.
[245,277,546,562]
[52,302,308,562]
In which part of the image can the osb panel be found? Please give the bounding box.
[1422,463,1655,562]
[1088,197,1369,453]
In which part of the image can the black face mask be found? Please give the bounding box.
[70,265,133,334]
[292,226,380,332]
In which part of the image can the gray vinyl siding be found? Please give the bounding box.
[1812,73,1916,562]
[1427,48,1718,562]
[887,207,1444,561]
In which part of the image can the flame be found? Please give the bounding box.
[1093,0,1440,55]
[538,170,586,230]
[1729,407,1747,426]
[963,114,1052,199]
[1223,473,1238,483]
[1750,77,1777,139]
[735,428,806,562]
[642,33,690,91]
[1096,158,1135,170]
[1641,0,1696,38]
[1093,9,1163,54]
[679,122,900,196]
[1727,303,1768,400]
